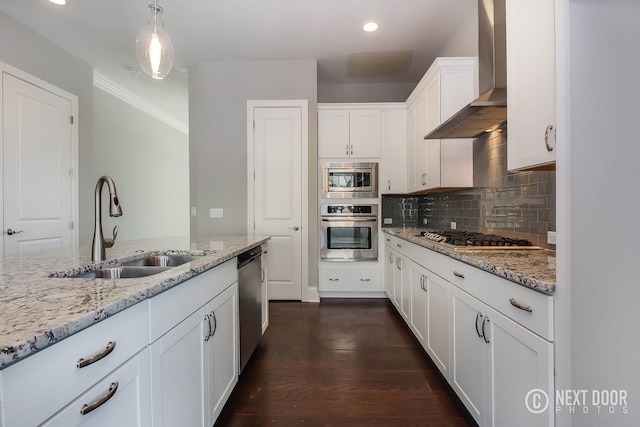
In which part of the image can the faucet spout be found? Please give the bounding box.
[92,176,123,262]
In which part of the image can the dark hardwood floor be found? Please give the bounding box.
[215,299,472,426]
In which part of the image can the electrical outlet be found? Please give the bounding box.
[210,208,224,218]
[547,231,557,245]
[450,221,457,230]
[190,207,197,217]
[383,218,393,225]
[423,218,428,225]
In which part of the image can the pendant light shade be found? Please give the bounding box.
[136,2,174,80]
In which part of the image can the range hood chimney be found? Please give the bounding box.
[425,0,507,139]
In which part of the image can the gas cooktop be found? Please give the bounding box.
[415,230,540,249]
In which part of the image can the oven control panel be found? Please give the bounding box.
[322,204,378,216]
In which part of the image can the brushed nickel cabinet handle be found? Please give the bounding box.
[396,258,402,271]
[388,180,391,191]
[545,124,555,152]
[346,144,349,155]
[475,312,483,338]
[360,278,371,282]
[80,382,118,415]
[509,298,533,313]
[329,278,339,281]
[210,311,217,338]
[453,271,465,279]
[77,341,116,369]
[204,314,212,341]
[396,243,402,248]
[482,316,490,343]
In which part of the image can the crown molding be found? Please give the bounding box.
[93,73,189,135]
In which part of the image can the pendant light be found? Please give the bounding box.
[136,0,175,79]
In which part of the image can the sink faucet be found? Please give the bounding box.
[92,176,123,261]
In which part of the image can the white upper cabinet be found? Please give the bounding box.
[381,107,407,194]
[318,105,382,158]
[406,57,477,192]
[506,0,556,171]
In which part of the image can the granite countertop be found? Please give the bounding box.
[383,228,556,294]
[0,235,270,369]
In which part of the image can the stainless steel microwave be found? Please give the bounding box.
[321,162,378,199]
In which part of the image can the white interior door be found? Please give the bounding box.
[250,104,303,300]
[2,71,75,255]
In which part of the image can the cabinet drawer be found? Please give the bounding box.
[149,259,237,342]
[41,348,151,427]
[385,234,449,279]
[449,259,553,340]
[319,264,381,292]
[0,302,149,427]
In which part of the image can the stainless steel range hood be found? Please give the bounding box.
[425,0,507,139]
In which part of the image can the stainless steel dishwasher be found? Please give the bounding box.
[237,245,262,373]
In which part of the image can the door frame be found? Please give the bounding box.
[246,100,311,301]
[0,61,79,253]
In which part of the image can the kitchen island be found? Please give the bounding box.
[0,235,269,370]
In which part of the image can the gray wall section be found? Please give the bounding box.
[569,1,640,426]
[0,11,94,244]
[93,88,190,241]
[189,60,318,290]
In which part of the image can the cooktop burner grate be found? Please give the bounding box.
[417,230,534,247]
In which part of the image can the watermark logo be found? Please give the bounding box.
[525,389,550,414]
[525,389,629,415]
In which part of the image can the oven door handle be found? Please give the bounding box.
[321,218,378,222]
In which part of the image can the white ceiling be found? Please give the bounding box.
[0,0,476,130]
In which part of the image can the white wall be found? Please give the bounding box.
[318,82,415,103]
[0,11,95,243]
[568,1,640,426]
[93,88,190,241]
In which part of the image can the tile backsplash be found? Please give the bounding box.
[382,128,556,248]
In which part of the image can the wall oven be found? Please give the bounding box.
[321,162,378,199]
[320,204,378,261]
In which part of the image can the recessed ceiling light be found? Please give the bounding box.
[49,0,67,5]
[363,22,379,33]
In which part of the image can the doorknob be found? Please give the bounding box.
[6,228,24,235]
[289,226,300,231]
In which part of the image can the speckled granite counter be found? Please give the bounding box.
[0,235,269,369]
[384,228,556,294]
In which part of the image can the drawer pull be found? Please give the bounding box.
[329,278,340,281]
[396,244,402,248]
[80,382,118,415]
[360,278,371,282]
[77,341,116,369]
[509,298,533,313]
[453,271,465,279]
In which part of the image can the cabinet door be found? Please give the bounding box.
[396,253,411,322]
[451,286,489,427]
[409,261,428,345]
[349,110,382,158]
[405,102,418,192]
[384,246,396,302]
[318,109,350,158]
[486,307,554,427]
[392,252,404,313]
[425,272,451,378]
[205,283,239,425]
[412,94,429,191]
[261,245,269,333]
[42,349,151,427]
[506,0,556,170]
[150,305,208,427]
[381,110,407,194]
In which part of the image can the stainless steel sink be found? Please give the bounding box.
[121,254,204,267]
[73,266,170,279]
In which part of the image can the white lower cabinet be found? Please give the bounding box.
[451,285,553,427]
[150,282,238,427]
[318,263,381,293]
[42,349,151,427]
[383,232,554,427]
